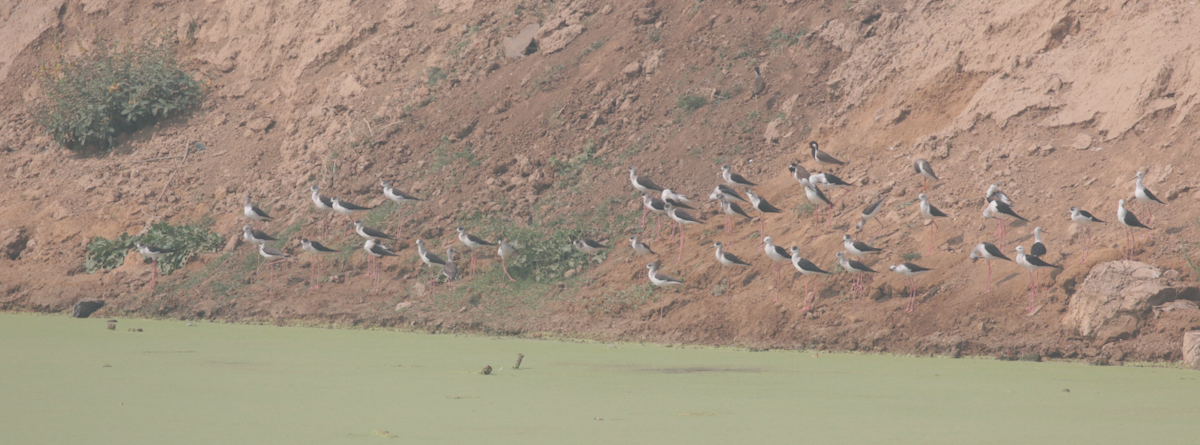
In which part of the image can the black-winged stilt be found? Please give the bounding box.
[789,246,831,311]
[442,248,459,284]
[661,189,695,210]
[1117,199,1152,260]
[1030,227,1047,257]
[382,180,421,227]
[800,178,834,226]
[918,193,949,254]
[243,225,278,246]
[713,241,751,300]
[761,236,791,301]
[415,239,446,296]
[745,188,782,235]
[647,262,683,321]
[913,158,938,192]
[1134,171,1165,231]
[1015,245,1060,314]
[843,234,883,258]
[722,165,757,188]
[331,197,373,236]
[969,242,1011,292]
[642,193,668,237]
[984,199,1027,247]
[497,239,517,282]
[712,184,748,203]
[310,186,334,236]
[136,243,172,295]
[301,239,337,289]
[809,172,853,206]
[457,227,496,276]
[1069,207,1105,264]
[717,198,751,234]
[362,239,397,293]
[256,242,290,297]
[665,203,703,262]
[837,251,877,303]
[355,220,394,277]
[630,236,656,256]
[856,197,886,240]
[243,195,273,223]
[573,239,608,286]
[986,183,1012,206]
[889,263,933,313]
[630,166,664,226]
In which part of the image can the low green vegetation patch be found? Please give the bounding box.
[85,220,223,275]
[676,94,708,112]
[35,32,204,151]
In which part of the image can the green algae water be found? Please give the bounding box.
[2,313,1198,444]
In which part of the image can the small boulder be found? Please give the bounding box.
[1184,331,1200,370]
[1063,261,1184,343]
[622,61,642,78]
[71,299,105,318]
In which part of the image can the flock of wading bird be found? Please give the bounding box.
[134,141,1165,315]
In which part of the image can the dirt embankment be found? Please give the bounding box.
[2,0,1200,363]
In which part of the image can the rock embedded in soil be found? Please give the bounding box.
[1184,331,1200,370]
[1063,261,1194,344]
[71,299,105,318]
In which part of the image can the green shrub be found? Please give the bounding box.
[498,225,601,283]
[35,32,203,150]
[677,94,708,112]
[85,221,224,275]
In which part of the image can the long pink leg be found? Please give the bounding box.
[760,217,766,237]
[1125,228,1132,261]
[985,261,993,292]
[641,205,647,228]
[801,277,812,312]
[265,259,284,297]
[502,258,516,282]
[677,224,684,263]
[310,258,319,290]
[928,223,936,254]
[1079,228,1089,265]
[428,266,437,301]
[150,259,159,295]
[584,257,594,288]
[910,279,917,312]
[376,260,382,292]
[655,215,663,241]
[254,256,264,284]
[725,214,732,233]
[772,265,781,303]
[1027,272,1038,313]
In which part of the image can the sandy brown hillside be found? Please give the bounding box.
[2,0,1199,363]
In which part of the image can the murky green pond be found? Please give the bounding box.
[2,313,1198,444]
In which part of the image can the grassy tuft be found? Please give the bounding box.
[677,94,708,112]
